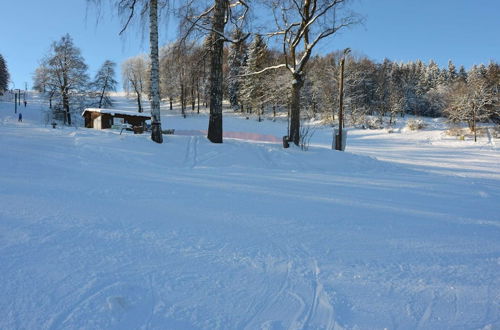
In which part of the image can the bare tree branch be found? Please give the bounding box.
[118,0,138,35]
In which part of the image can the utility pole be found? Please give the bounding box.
[335,48,350,151]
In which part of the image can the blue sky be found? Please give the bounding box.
[1,0,498,90]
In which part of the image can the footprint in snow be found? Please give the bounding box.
[107,296,127,312]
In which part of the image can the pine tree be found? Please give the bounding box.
[93,60,117,108]
[375,58,393,118]
[458,65,468,82]
[485,61,500,124]
[240,34,268,116]
[0,54,9,94]
[448,60,457,82]
[425,60,440,90]
[227,29,247,110]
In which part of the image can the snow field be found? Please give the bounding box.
[0,94,499,329]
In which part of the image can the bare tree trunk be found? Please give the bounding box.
[191,76,195,111]
[98,76,108,108]
[473,107,477,142]
[289,74,303,145]
[197,79,200,114]
[98,88,105,108]
[149,0,163,143]
[136,90,143,113]
[207,0,227,143]
[181,82,186,118]
[63,91,71,126]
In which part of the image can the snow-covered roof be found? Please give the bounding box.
[82,108,151,118]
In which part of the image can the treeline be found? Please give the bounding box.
[303,54,499,128]
[31,33,499,131]
[122,35,499,129]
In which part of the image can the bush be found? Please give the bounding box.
[363,117,383,129]
[406,119,426,130]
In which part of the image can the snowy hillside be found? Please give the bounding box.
[0,94,499,329]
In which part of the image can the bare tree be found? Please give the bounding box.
[93,60,118,108]
[122,55,148,112]
[255,0,360,145]
[33,63,57,109]
[35,34,89,126]
[445,78,496,142]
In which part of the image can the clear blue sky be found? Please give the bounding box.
[1,0,498,90]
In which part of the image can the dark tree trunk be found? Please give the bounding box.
[98,76,108,108]
[98,85,106,108]
[169,97,173,110]
[289,74,303,145]
[197,80,200,114]
[181,82,186,118]
[207,0,227,143]
[136,92,142,113]
[337,56,346,150]
[63,91,71,125]
[191,77,196,112]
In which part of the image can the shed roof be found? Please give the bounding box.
[82,108,151,118]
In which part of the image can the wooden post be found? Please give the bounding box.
[336,48,350,151]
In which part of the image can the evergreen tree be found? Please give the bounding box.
[388,62,405,118]
[240,34,268,116]
[485,61,500,123]
[0,54,9,94]
[458,65,468,82]
[344,57,377,123]
[436,67,448,86]
[374,58,393,118]
[448,60,457,82]
[93,60,117,108]
[227,29,247,110]
[425,60,440,90]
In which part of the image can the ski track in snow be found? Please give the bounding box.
[0,94,499,329]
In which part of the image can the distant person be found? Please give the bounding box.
[18,113,22,122]
[24,100,27,107]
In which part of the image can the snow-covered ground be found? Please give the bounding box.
[1,93,499,329]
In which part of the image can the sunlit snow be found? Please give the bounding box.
[0,93,499,329]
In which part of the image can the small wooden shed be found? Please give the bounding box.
[82,108,151,130]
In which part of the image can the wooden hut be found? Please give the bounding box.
[82,108,150,130]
